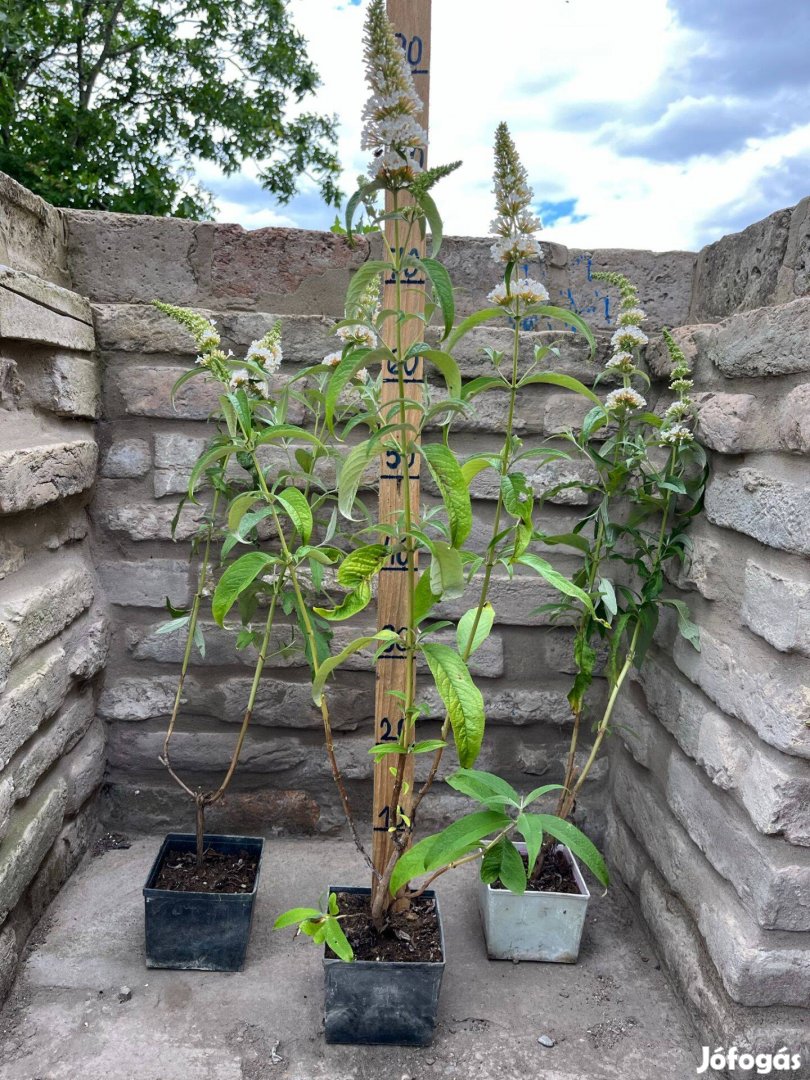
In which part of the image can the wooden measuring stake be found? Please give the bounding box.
[371,0,432,890]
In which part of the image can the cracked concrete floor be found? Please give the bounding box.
[0,837,710,1080]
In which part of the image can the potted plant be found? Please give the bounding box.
[142,305,341,971]
[470,274,708,962]
[273,1,609,1042]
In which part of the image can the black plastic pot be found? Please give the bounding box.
[143,832,263,971]
[323,886,445,1046]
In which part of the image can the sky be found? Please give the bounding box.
[200,0,810,252]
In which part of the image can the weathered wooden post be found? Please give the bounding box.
[371,0,432,896]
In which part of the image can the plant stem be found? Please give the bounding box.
[411,306,523,820]
[163,490,220,804]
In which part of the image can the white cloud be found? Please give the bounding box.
[207,0,810,253]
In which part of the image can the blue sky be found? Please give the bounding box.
[197,0,810,252]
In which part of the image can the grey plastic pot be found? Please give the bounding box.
[143,832,263,971]
[323,886,445,1046]
[478,843,590,963]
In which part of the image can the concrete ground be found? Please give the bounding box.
[0,837,713,1080]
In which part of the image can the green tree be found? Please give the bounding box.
[0,0,341,217]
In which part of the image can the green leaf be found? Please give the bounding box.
[497,839,528,894]
[422,443,472,546]
[345,181,384,242]
[428,540,465,600]
[662,598,701,651]
[422,350,462,400]
[412,739,447,754]
[345,260,388,318]
[421,643,485,768]
[277,488,313,544]
[516,813,544,877]
[523,783,564,805]
[446,768,520,807]
[516,553,601,621]
[461,376,506,401]
[539,531,591,555]
[187,444,234,500]
[500,473,533,523]
[253,425,325,449]
[413,571,440,623]
[417,190,443,257]
[598,578,618,618]
[461,454,499,485]
[154,616,190,636]
[520,371,601,404]
[273,907,323,929]
[456,603,495,657]
[324,916,354,962]
[338,441,374,519]
[311,630,399,704]
[389,809,510,895]
[533,815,610,887]
[445,307,507,352]
[325,346,389,432]
[227,491,259,533]
[336,544,389,588]
[521,305,597,356]
[421,257,455,339]
[313,581,372,622]
[212,552,275,626]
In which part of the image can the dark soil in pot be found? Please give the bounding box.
[493,848,582,894]
[327,890,442,962]
[153,845,259,894]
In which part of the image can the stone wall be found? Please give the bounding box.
[0,168,808,1049]
[0,174,109,1001]
[607,196,810,1055]
[63,206,695,843]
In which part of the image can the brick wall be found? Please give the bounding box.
[0,174,109,1000]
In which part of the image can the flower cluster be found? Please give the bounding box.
[487,276,549,309]
[490,122,542,264]
[361,0,425,185]
[605,387,646,413]
[246,322,283,375]
[323,274,380,379]
[660,328,695,446]
[592,271,648,389]
[153,301,220,355]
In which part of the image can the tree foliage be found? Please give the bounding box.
[0,0,341,216]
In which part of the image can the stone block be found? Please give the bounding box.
[65,210,199,304]
[98,558,190,608]
[694,392,759,453]
[608,812,810,1054]
[0,923,17,1004]
[112,362,221,419]
[0,171,69,286]
[329,624,503,678]
[664,750,810,931]
[0,267,94,351]
[468,455,594,506]
[218,674,368,731]
[777,195,810,302]
[445,320,605,382]
[611,752,810,1007]
[205,224,368,312]
[94,499,206,542]
[668,529,732,602]
[778,383,810,454]
[690,207,792,320]
[703,297,810,378]
[0,778,67,923]
[65,609,110,681]
[435,568,580,626]
[11,691,94,802]
[98,675,180,722]
[672,624,810,759]
[0,539,24,581]
[0,560,94,666]
[0,776,13,842]
[742,560,810,657]
[635,652,810,846]
[0,643,69,762]
[100,438,151,478]
[62,718,106,814]
[0,433,97,514]
[25,352,99,418]
[706,459,810,556]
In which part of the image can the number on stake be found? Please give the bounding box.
[394,31,428,75]
[379,716,405,742]
[381,624,408,653]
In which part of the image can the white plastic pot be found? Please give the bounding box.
[478,843,590,963]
